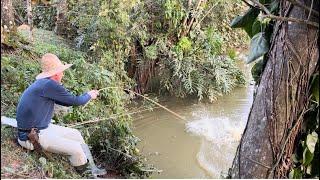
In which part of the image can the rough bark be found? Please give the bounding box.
[1,0,14,27]
[230,0,319,178]
[1,0,15,45]
[54,0,68,35]
[26,0,33,41]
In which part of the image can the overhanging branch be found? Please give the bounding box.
[286,0,319,17]
[249,0,319,28]
[262,14,319,28]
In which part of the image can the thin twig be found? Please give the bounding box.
[249,0,271,14]
[241,0,254,8]
[261,14,319,28]
[194,2,219,28]
[268,107,310,177]
[249,0,319,28]
[68,108,153,127]
[245,156,271,169]
[1,101,8,106]
[286,0,319,17]
[3,172,32,179]
[181,0,203,37]
[106,147,134,158]
[140,168,163,173]
[307,0,314,20]
[286,39,302,65]
[98,87,119,92]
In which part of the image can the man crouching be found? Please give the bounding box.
[16,53,106,176]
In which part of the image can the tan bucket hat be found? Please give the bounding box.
[36,53,73,80]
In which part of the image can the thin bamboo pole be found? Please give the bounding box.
[68,107,159,127]
[98,87,120,92]
[123,88,186,121]
[74,86,186,126]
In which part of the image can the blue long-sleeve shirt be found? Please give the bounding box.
[16,78,91,140]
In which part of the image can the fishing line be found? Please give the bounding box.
[79,86,186,125]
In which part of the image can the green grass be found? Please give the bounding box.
[1,126,84,179]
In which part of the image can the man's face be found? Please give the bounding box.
[56,71,64,83]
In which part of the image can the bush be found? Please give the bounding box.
[65,0,246,101]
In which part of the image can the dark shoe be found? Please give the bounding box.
[75,162,89,174]
[91,167,107,177]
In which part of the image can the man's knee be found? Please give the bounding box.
[72,128,82,137]
[68,128,85,143]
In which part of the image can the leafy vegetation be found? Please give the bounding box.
[1,28,151,178]
[290,73,319,178]
[66,0,246,102]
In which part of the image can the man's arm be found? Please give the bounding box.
[55,100,72,107]
[43,81,91,106]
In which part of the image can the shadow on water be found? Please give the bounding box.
[132,60,254,178]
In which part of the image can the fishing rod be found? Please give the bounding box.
[80,86,186,123]
[122,88,186,121]
[68,107,158,127]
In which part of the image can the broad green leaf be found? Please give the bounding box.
[311,74,319,103]
[289,168,294,179]
[259,0,271,3]
[303,148,314,165]
[269,0,279,13]
[306,132,318,153]
[247,32,269,63]
[289,169,294,179]
[230,8,259,28]
[307,165,312,174]
[230,8,260,37]
[39,157,47,166]
[292,153,300,163]
[251,20,262,37]
[290,168,302,179]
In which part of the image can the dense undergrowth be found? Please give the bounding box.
[66,0,246,100]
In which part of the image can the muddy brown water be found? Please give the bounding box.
[132,60,254,178]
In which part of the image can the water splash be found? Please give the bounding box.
[185,113,246,177]
[186,114,244,143]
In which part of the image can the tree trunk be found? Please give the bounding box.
[230,0,319,178]
[1,0,15,45]
[26,0,33,41]
[54,0,68,35]
[1,0,14,28]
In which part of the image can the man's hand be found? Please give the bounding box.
[87,90,99,99]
